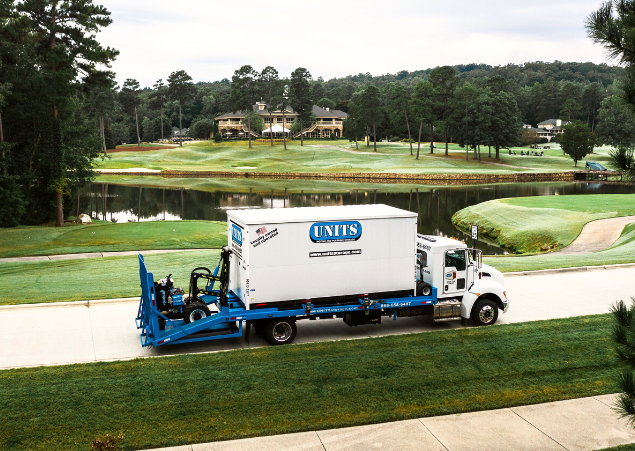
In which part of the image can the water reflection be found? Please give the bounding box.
[78,181,635,255]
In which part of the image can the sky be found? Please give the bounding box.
[97,0,613,88]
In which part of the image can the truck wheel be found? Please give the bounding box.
[265,319,297,345]
[183,302,211,324]
[471,298,498,326]
[416,282,432,296]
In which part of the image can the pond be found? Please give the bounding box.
[79,179,635,255]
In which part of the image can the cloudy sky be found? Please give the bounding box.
[97,0,613,88]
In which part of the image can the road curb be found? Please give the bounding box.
[0,297,138,311]
[504,262,635,277]
[0,248,216,263]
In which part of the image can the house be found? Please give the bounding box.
[215,103,347,139]
[536,119,571,142]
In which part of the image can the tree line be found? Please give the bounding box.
[1,0,632,229]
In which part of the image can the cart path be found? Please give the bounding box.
[555,215,635,255]
[138,394,635,451]
[0,248,215,263]
[0,265,633,370]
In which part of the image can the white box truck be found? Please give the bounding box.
[136,205,509,347]
[226,204,418,309]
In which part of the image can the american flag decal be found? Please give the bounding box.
[256,227,267,236]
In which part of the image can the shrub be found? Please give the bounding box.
[214,132,222,143]
[401,138,414,143]
[609,146,635,171]
[91,433,125,451]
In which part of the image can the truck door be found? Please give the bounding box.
[444,249,467,295]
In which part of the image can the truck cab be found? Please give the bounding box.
[416,235,509,325]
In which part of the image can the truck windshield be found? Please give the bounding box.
[445,250,466,271]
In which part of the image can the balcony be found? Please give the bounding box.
[317,121,342,126]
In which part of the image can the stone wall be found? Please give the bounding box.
[98,170,579,185]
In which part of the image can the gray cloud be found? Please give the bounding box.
[99,0,610,87]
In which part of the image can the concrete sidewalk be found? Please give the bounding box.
[0,248,213,263]
[141,394,635,451]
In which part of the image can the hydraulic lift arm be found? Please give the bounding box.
[188,246,232,307]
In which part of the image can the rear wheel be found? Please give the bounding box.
[183,302,211,324]
[471,298,498,326]
[265,319,297,345]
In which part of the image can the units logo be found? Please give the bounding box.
[231,223,243,245]
[310,221,362,243]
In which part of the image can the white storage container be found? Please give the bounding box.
[226,204,417,308]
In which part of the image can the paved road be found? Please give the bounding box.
[140,394,635,451]
[1,265,633,370]
[556,215,635,255]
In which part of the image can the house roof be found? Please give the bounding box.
[215,103,347,120]
[538,119,560,125]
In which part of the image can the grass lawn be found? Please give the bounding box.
[0,314,619,451]
[0,220,227,258]
[453,194,635,254]
[95,140,615,175]
[485,222,635,272]
[0,249,221,304]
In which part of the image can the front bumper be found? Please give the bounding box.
[502,299,510,313]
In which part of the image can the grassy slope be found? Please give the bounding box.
[0,314,618,451]
[95,140,614,174]
[0,250,221,304]
[453,194,635,254]
[0,221,227,258]
[485,222,635,272]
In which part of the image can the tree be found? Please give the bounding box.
[521,128,541,147]
[190,118,215,140]
[560,120,595,166]
[410,81,436,160]
[357,85,382,152]
[316,97,335,109]
[289,67,313,146]
[586,2,634,120]
[273,78,291,150]
[120,79,141,148]
[560,98,582,121]
[452,83,479,161]
[596,95,635,147]
[229,65,259,149]
[488,91,522,159]
[343,98,365,150]
[167,70,197,147]
[429,66,459,156]
[389,85,413,155]
[17,0,118,226]
[259,66,281,146]
[241,110,264,135]
[0,81,11,175]
[151,79,168,141]
[608,298,635,426]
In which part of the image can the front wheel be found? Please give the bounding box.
[183,302,211,324]
[416,281,432,296]
[265,319,297,345]
[471,298,498,326]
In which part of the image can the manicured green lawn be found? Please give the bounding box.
[0,314,619,451]
[95,140,613,174]
[0,249,221,304]
[453,194,635,254]
[0,220,227,258]
[485,223,635,272]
